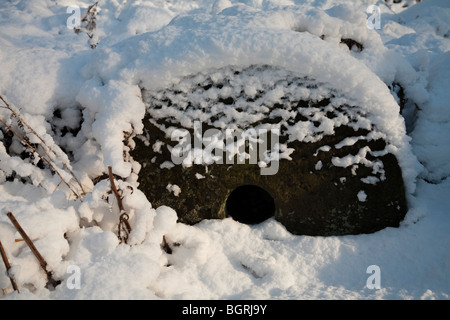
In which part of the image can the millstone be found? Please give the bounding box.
[131,65,407,236]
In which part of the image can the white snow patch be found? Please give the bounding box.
[166,184,181,197]
[357,190,367,202]
[0,0,448,301]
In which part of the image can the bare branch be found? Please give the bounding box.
[108,166,132,244]
[0,95,86,196]
[7,212,60,289]
[0,240,19,293]
[0,118,80,199]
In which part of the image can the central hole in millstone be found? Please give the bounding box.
[225,185,275,224]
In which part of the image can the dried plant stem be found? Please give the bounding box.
[108,166,132,244]
[0,95,85,196]
[0,118,80,199]
[7,212,60,288]
[0,240,19,292]
[162,235,172,254]
[108,166,125,212]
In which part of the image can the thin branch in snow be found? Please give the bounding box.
[7,212,60,289]
[0,118,80,199]
[0,240,19,293]
[108,166,132,244]
[0,95,86,197]
[162,235,173,254]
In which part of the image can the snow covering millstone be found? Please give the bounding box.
[132,64,408,236]
[1,0,449,300]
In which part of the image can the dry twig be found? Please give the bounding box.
[7,212,60,289]
[162,235,172,254]
[0,95,85,197]
[0,118,80,199]
[108,166,132,243]
[0,240,19,293]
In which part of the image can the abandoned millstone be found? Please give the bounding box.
[131,65,407,236]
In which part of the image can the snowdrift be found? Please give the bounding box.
[0,0,449,300]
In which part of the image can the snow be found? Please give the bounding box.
[166,183,181,197]
[357,190,367,202]
[0,0,449,300]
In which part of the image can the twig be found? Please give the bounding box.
[0,240,19,293]
[0,118,80,199]
[162,235,172,254]
[0,95,85,196]
[108,166,132,243]
[6,212,60,289]
[108,166,125,212]
[75,2,99,49]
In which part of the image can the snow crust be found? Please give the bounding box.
[0,0,449,300]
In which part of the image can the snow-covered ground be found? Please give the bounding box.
[0,0,448,300]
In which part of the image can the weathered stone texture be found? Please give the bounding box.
[131,65,407,236]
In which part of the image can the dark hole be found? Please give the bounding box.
[225,185,275,224]
[340,38,363,52]
[219,96,235,105]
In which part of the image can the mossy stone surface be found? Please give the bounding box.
[130,65,408,236]
[131,120,407,236]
